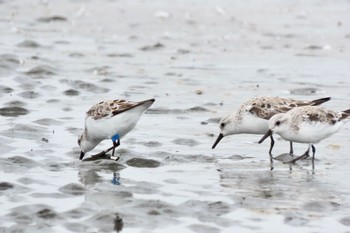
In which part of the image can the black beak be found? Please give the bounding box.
[80,151,85,160]
[258,130,273,144]
[212,133,224,149]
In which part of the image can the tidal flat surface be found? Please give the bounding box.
[1,0,350,232]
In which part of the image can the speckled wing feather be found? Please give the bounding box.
[86,99,139,120]
[299,107,350,125]
[246,97,330,120]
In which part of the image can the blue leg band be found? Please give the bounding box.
[111,134,120,142]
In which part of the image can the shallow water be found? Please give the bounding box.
[1,0,350,232]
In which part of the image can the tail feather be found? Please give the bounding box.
[311,97,331,106]
[340,109,350,120]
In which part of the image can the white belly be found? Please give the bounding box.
[85,106,145,141]
[279,122,344,144]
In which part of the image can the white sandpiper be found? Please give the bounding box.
[212,97,331,157]
[78,98,155,160]
[259,106,350,168]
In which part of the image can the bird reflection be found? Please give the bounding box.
[112,172,121,185]
[114,214,123,232]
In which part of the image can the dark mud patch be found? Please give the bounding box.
[60,79,109,94]
[8,204,62,224]
[69,52,85,58]
[339,216,350,226]
[0,106,29,117]
[6,156,39,168]
[284,214,309,226]
[164,72,183,77]
[126,158,161,168]
[177,49,191,54]
[0,181,31,194]
[289,87,319,95]
[303,201,340,212]
[47,99,60,103]
[66,127,82,135]
[99,78,115,83]
[4,100,26,107]
[36,208,58,219]
[59,183,86,196]
[172,138,200,147]
[141,141,162,148]
[45,162,66,172]
[1,124,49,140]
[17,40,41,48]
[0,54,22,70]
[228,155,247,160]
[63,206,95,219]
[0,54,23,74]
[133,199,175,213]
[25,65,57,77]
[304,45,323,50]
[187,106,210,112]
[107,53,133,58]
[18,90,40,99]
[54,40,70,45]
[0,182,14,191]
[63,89,80,96]
[0,86,14,94]
[140,42,164,51]
[37,15,67,23]
[40,84,57,92]
[33,118,63,126]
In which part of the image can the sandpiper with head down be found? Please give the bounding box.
[212,97,331,158]
[78,98,155,160]
[259,106,350,169]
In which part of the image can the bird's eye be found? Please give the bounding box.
[77,138,81,145]
[220,122,226,128]
[276,121,281,126]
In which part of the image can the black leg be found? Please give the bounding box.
[111,139,120,157]
[89,139,121,160]
[311,144,316,170]
[91,146,113,158]
[289,141,294,156]
[111,141,116,157]
[286,145,310,164]
[269,135,275,171]
[91,140,120,159]
[303,147,310,159]
[269,135,275,157]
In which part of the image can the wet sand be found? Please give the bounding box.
[1,0,350,232]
